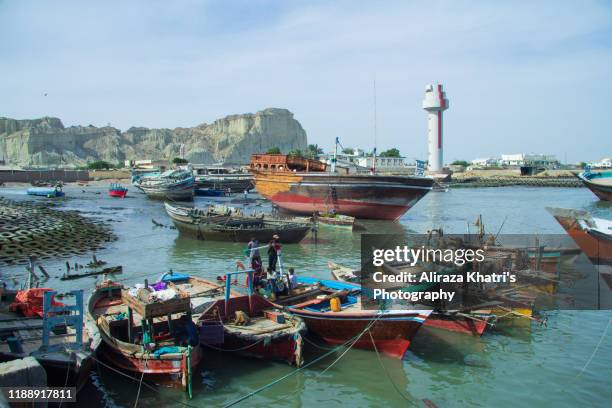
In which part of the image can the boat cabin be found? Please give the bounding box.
[250,154,328,172]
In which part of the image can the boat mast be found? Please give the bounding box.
[331,137,339,173]
[373,79,377,174]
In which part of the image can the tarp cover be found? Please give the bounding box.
[9,288,64,318]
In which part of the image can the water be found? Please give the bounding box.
[1,185,610,407]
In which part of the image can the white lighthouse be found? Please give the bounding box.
[423,84,449,173]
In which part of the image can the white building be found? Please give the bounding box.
[589,157,612,168]
[471,157,499,167]
[500,153,558,168]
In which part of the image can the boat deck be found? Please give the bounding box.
[0,302,87,363]
[224,314,296,338]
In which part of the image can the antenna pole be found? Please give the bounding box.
[373,79,377,174]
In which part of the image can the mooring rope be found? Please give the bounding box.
[133,371,145,408]
[200,337,265,352]
[90,355,199,408]
[223,314,382,407]
[368,330,418,406]
[577,316,611,378]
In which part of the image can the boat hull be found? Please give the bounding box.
[424,313,491,336]
[289,310,427,358]
[549,208,612,265]
[108,189,128,198]
[252,172,433,220]
[196,177,254,192]
[578,172,612,201]
[171,219,311,243]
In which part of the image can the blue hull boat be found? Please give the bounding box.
[27,187,65,197]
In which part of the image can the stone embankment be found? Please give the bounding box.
[448,176,582,188]
[0,198,116,267]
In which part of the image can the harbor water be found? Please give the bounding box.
[1,185,610,407]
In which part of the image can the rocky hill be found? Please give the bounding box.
[0,108,307,167]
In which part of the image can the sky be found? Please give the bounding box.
[1,0,611,163]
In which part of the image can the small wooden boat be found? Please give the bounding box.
[0,288,96,392]
[108,183,128,198]
[576,170,612,201]
[194,188,226,197]
[27,186,64,197]
[197,295,306,366]
[87,281,202,392]
[164,203,312,243]
[273,277,431,359]
[316,213,355,230]
[134,169,195,201]
[328,261,361,283]
[547,207,612,265]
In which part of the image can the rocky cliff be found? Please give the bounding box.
[0,108,307,167]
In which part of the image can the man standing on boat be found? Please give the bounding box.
[268,234,281,271]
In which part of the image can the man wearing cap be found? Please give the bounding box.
[268,234,281,271]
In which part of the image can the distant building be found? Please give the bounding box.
[471,157,499,167]
[589,157,612,168]
[125,159,170,171]
[500,153,558,168]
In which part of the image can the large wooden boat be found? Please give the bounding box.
[547,207,612,265]
[273,277,431,359]
[0,288,96,392]
[134,169,195,201]
[576,170,612,201]
[197,294,306,366]
[87,281,202,391]
[164,202,312,243]
[249,154,433,220]
[194,166,254,192]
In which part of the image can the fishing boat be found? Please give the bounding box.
[87,281,202,392]
[0,288,97,392]
[197,294,306,366]
[164,202,312,243]
[158,270,241,313]
[108,183,128,198]
[134,169,195,201]
[249,153,433,220]
[576,169,612,201]
[194,166,254,192]
[27,186,64,197]
[273,277,431,359]
[547,207,612,265]
[330,261,493,336]
[315,213,355,230]
[194,188,227,197]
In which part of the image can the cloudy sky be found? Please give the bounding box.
[1,0,611,163]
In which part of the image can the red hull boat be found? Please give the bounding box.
[198,295,306,365]
[108,183,128,198]
[424,312,492,336]
[274,277,431,359]
[547,207,612,265]
[250,154,433,220]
